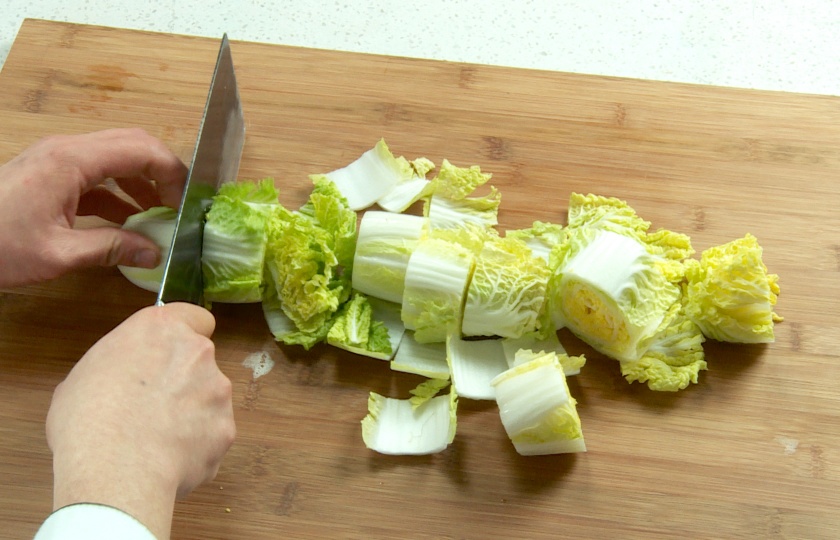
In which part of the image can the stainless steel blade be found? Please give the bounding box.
[156,34,245,306]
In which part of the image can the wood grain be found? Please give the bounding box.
[1,18,839,540]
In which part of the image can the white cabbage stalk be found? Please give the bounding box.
[461,236,549,339]
[491,353,586,456]
[501,333,586,376]
[401,238,475,343]
[552,230,680,362]
[361,386,457,455]
[118,206,176,293]
[390,331,449,379]
[351,211,429,304]
[446,335,509,400]
[376,175,430,213]
[317,139,410,211]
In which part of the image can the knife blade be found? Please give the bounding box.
[156,34,245,306]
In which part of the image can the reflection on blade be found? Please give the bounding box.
[157,34,246,306]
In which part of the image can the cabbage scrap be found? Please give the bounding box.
[683,233,781,343]
[390,331,450,379]
[620,302,707,391]
[327,293,394,360]
[361,384,457,455]
[446,335,509,400]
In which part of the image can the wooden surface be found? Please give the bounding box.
[1,18,839,540]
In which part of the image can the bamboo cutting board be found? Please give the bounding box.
[1,18,839,540]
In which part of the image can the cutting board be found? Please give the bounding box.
[1,19,839,540]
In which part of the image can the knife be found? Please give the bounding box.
[156,34,245,306]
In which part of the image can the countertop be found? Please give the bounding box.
[1,0,839,96]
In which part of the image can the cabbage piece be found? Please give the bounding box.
[566,193,693,282]
[401,238,475,343]
[446,335,509,400]
[423,159,500,230]
[426,190,501,230]
[368,297,406,357]
[408,378,450,409]
[264,177,355,335]
[461,235,549,339]
[202,179,280,303]
[261,286,328,350]
[506,221,566,264]
[683,233,781,343]
[351,211,429,304]
[316,139,413,211]
[327,293,394,360]
[376,157,436,213]
[502,334,586,376]
[551,230,680,362]
[118,206,177,292]
[491,353,586,455]
[361,386,457,455]
[390,331,449,379]
[620,303,707,391]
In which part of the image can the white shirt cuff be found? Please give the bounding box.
[33,503,156,540]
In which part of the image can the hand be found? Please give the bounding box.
[0,128,187,288]
[45,303,236,540]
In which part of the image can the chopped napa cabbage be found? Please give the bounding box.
[351,211,429,304]
[317,139,412,211]
[429,221,495,256]
[566,193,693,282]
[361,386,457,455]
[327,293,394,360]
[423,159,500,230]
[682,233,781,343]
[502,334,587,376]
[390,331,450,379]
[551,230,680,362]
[202,179,280,303]
[426,189,501,230]
[368,297,406,357]
[506,221,566,264]
[620,302,707,391]
[461,235,550,339]
[446,335,509,400]
[118,206,177,293]
[491,353,586,455]
[401,238,475,343]
[261,286,329,350]
[409,378,450,409]
[376,157,436,213]
[427,159,492,200]
[264,177,355,336]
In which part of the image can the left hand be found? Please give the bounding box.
[0,128,188,288]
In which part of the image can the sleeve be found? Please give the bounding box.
[33,503,157,540]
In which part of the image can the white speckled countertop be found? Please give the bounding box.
[1,1,839,95]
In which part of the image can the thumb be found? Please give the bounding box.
[56,227,163,270]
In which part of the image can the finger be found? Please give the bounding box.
[60,128,188,207]
[114,176,163,210]
[159,302,216,338]
[52,227,161,270]
[77,186,142,224]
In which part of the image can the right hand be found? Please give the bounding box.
[45,303,236,540]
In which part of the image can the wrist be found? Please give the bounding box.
[52,445,179,540]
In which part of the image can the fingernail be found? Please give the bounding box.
[134,249,159,268]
